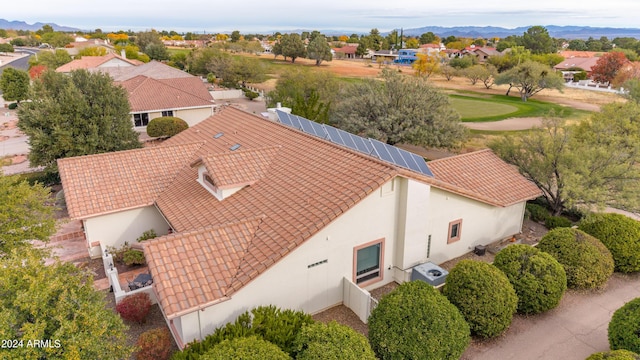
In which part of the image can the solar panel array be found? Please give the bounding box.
[276,110,433,177]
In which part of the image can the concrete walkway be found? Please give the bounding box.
[463,272,640,360]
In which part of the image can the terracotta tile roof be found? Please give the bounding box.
[57,107,541,319]
[56,53,137,72]
[116,75,214,112]
[143,217,264,318]
[553,56,600,72]
[427,149,542,206]
[97,60,195,82]
[158,77,213,102]
[195,146,281,188]
[58,142,203,219]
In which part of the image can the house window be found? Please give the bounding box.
[162,110,174,117]
[448,219,463,244]
[134,113,149,127]
[203,173,218,192]
[353,239,384,286]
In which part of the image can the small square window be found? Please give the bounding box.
[448,219,462,244]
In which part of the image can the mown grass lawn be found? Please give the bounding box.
[449,93,590,122]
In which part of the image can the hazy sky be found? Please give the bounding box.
[4,1,640,33]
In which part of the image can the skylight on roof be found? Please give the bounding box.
[230,144,241,151]
[214,132,224,139]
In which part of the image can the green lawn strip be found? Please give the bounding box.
[449,93,581,122]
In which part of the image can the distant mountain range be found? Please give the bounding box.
[2,19,640,40]
[398,25,640,40]
[0,19,80,32]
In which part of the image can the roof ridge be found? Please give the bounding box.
[427,148,492,164]
[222,215,268,296]
[158,77,214,102]
[57,141,204,164]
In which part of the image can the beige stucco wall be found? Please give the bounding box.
[132,107,214,131]
[425,187,525,264]
[171,178,527,344]
[84,205,170,251]
[176,178,403,344]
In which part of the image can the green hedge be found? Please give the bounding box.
[443,260,518,338]
[171,305,313,359]
[545,215,572,229]
[146,116,189,137]
[527,203,550,223]
[368,281,470,360]
[579,213,640,273]
[200,336,290,360]
[294,321,375,360]
[493,244,567,314]
[586,349,640,360]
[538,228,614,289]
[609,298,640,353]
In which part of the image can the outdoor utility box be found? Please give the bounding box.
[411,262,448,287]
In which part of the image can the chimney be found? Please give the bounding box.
[120,49,126,59]
[276,102,282,108]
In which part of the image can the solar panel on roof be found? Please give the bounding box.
[310,121,329,139]
[399,148,422,171]
[324,125,345,145]
[298,116,316,134]
[385,144,409,167]
[289,116,303,130]
[336,128,358,151]
[278,112,294,127]
[413,155,434,176]
[369,139,394,163]
[351,135,371,153]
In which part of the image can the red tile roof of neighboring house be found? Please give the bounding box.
[116,75,214,112]
[97,60,194,81]
[427,149,542,207]
[559,50,601,58]
[58,142,203,219]
[554,56,600,72]
[58,108,541,319]
[333,45,358,54]
[55,53,138,72]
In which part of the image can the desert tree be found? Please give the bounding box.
[495,60,564,101]
[331,68,467,149]
[306,35,332,66]
[17,69,141,175]
[0,67,30,103]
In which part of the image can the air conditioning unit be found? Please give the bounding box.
[411,262,449,287]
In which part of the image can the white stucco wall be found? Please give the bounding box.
[426,188,526,264]
[175,178,403,344]
[84,205,170,251]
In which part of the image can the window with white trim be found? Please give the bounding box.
[353,239,384,285]
[162,110,174,117]
[134,113,149,127]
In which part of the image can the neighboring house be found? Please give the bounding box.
[55,53,140,72]
[554,56,600,81]
[470,47,500,63]
[372,50,398,63]
[57,108,541,348]
[60,59,215,129]
[394,49,419,64]
[419,43,447,56]
[332,44,358,59]
[115,75,215,129]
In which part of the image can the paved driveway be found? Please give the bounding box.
[463,272,640,360]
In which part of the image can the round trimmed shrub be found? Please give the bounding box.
[294,321,375,360]
[135,327,172,360]
[545,215,572,229]
[146,116,189,137]
[609,298,640,353]
[115,292,152,324]
[200,336,289,360]
[493,244,567,314]
[538,227,614,289]
[579,213,640,273]
[368,280,470,360]
[587,349,640,360]
[443,260,518,338]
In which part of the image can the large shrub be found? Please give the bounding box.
[123,249,146,266]
[527,203,550,223]
[146,116,189,137]
[116,292,152,324]
[538,227,614,289]
[493,244,567,314]
[200,336,289,360]
[587,349,640,360]
[368,280,470,360]
[579,213,640,273]
[294,321,375,360]
[136,328,173,360]
[610,298,640,353]
[172,305,313,359]
[545,215,572,229]
[443,260,518,338]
